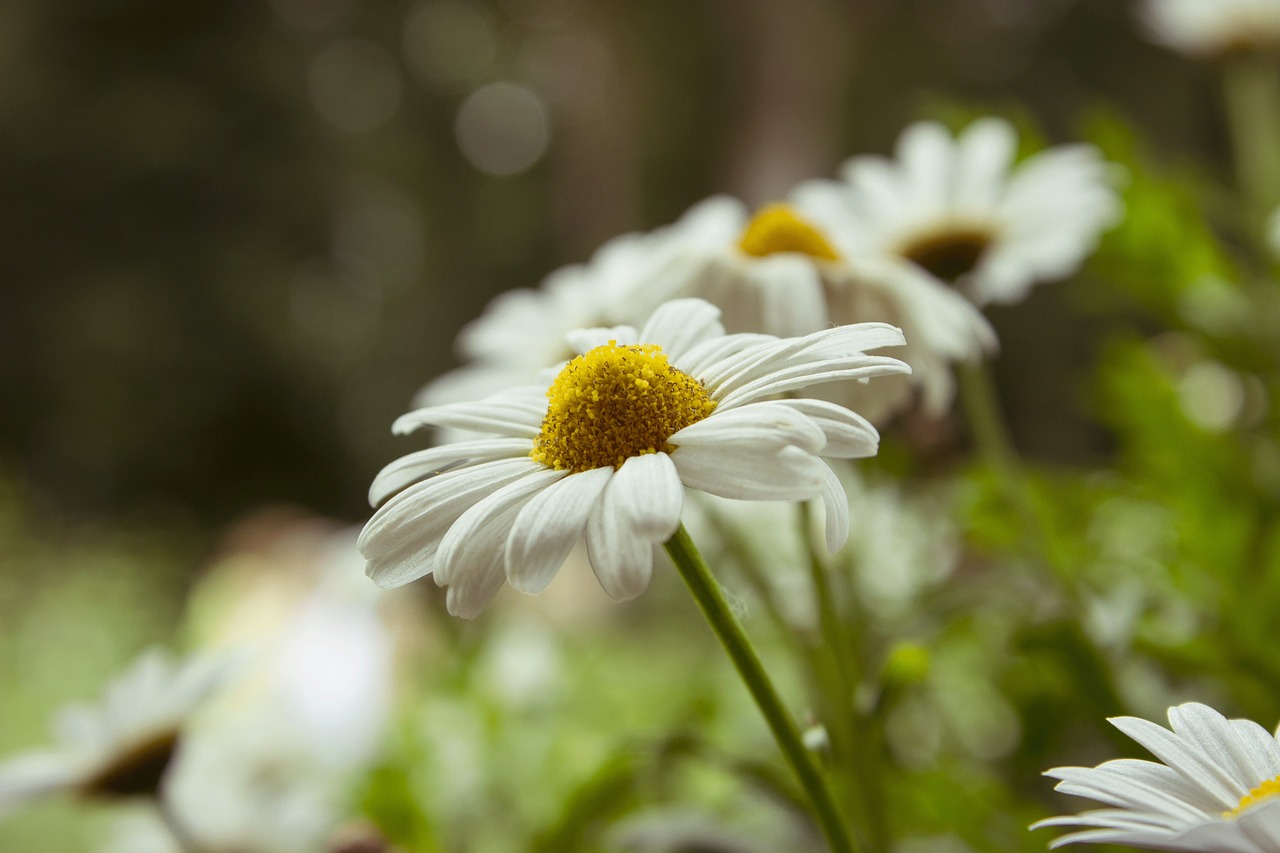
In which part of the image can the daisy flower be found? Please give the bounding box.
[415,222,692,411]
[0,647,234,819]
[794,118,1122,308]
[359,297,909,618]
[1034,702,1280,851]
[623,194,996,421]
[1139,0,1280,57]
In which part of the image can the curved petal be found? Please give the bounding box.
[434,468,567,587]
[392,398,545,438]
[360,458,544,589]
[817,462,850,552]
[583,454,684,600]
[639,298,725,362]
[506,467,614,594]
[749,255,830,337]
[673,444,827,502]
[773,398,880,459]
[367,438,532,507]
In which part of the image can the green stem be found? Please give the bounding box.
[664,524,859,853]
[1223,54,1280,221]
[797,502,886,852]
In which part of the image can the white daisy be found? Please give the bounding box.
[1139,0,1280,57]
[1034,702,1280,851]
[0,647,234,819]
[794,118,1122,308]
[629,194,996,421]
[415,222,690,410]
[359,297,909,618]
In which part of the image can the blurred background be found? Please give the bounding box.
[0,0,1227,528]
[1,1,1273,851]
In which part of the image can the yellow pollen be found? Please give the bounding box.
[531,341,717,472]
[1226,775,1280,818]
[737,203,840,261]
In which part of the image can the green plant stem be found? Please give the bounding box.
[664,523,859,853]
[956,361,1064,570]
[155,795,203,853]
[1223,54,1280,220]
[796,502,886,853]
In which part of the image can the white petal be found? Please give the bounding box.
[773,398,880,458]
[506,466,614,594]
[360,457,542,589]
[367,438,532,507]
[673,444,827,502]
[671,400,826,456]
[0,751,79,818]
[749,255,830,337]
[434,468,567,587]
[639,298,725,362]
[566,325,638,354]
[583,454,685,600]
[392,397,545,438]
[817,462,850,552]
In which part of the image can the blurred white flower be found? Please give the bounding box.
[416,226,686,411]
[1034,702,1280,850]
[0,647,234,819]
[191,519,400,773]
[1139,0,1280,57]
[795,118,1121,308]
[422,190,987,426]
[97,728,339,853]
[640,195,998,422]
[362,298,907,617]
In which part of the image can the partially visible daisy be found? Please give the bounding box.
[623,194,997,420]
[795,118,1122,307]
[97,729,340,853]
[360,297,909,618]
[1139,0,1280,57]
[0,647,234,819]
[1034,702,1280,851]
[422,193,987,426]
[416,223,689,410]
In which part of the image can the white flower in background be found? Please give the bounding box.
[1034,702,1280,851]
[190,520,399,773]
[795,118,1121,309]
[630,195,997,421]
[1139,0,1280,57]
[97,730,339,853]
[0,648,233,819]
[360,298,908,618]
[416,224,689,410]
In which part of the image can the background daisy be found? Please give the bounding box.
[794,117,1122,307]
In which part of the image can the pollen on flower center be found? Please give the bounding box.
[737,203,841,261]
[899,226,993,283]
[1226,775,1280,818]
[531,341,717,472]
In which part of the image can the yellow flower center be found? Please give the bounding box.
[531,341,716,472]
[737,204,840,261]
[1227,775,1280,818]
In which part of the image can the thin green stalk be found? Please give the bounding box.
[796,502,886,852]
[664,523,859,853]
[1222,55,1280,221]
